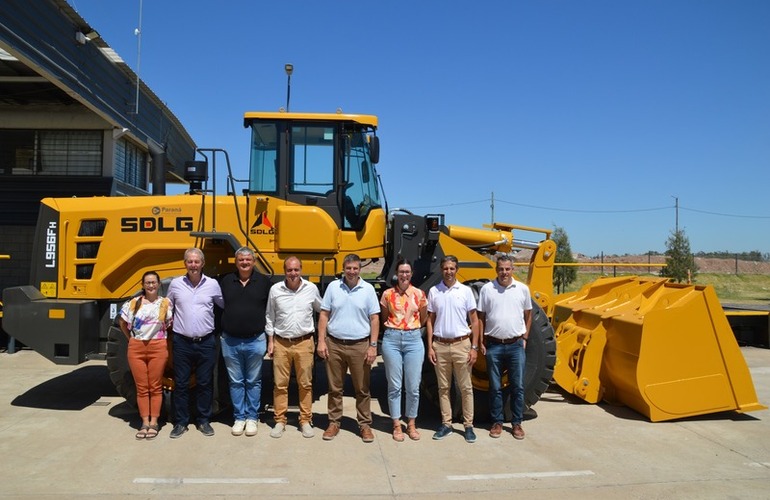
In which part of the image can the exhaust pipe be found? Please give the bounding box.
[149,139,166,195]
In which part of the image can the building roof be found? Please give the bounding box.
[0,0,196,183]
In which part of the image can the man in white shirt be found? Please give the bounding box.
[426,255,480,443]
[266,256,322,438]
[478,255,531,440]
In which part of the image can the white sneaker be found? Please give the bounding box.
[300,422,315,438]
[231,420,246,436]
[270,422,285,438]
[245,419,258,437]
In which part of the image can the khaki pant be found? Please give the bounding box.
[325,337,371,427]
[433,337,474,427]
[272,336,315,425]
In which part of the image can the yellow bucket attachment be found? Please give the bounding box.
[553,276,766,422]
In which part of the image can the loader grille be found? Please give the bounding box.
[75,219,106,280]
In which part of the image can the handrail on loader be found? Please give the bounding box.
[0,254,8,319]
[552,276,766,422]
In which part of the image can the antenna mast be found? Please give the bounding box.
[133,0,144,114]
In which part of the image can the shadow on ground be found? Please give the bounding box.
[11,365,119,411]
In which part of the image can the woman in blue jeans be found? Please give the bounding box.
[379,259,428,441]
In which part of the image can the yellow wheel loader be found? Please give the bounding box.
[2,111,764,422]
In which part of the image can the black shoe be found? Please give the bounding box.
[169,424,187,439]
[432,425,453,440]
[197,422,215,436]
[464,426,477,443]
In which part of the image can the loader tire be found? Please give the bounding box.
[105,326,230,416]
[421,301,555,422]
[522,301,557,408]
[106,325,137,405]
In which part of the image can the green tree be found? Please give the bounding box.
[660,229,698,283]
[552,226,577,294]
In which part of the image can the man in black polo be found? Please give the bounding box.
[220,247,271,437]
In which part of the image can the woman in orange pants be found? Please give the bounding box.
[119,271,172,439]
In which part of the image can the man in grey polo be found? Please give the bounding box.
[316,253,380,443]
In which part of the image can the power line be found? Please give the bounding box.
[495,199,670,214]
[407,199,488,209]
[404,197,770,219]
[680,207,770,219]
[408,198,669,214]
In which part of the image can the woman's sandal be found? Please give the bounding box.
[135,425,149,440]
[145,424,159,440]
[406,425,421,441]
[392,425,405,442]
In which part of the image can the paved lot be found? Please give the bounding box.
[1,347,769,499]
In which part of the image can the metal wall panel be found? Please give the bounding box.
[0,0,196,176]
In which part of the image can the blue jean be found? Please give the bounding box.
[381,328,424,420]
[172,333,217,426]
[486,340,525,424]
[221,333,266,421]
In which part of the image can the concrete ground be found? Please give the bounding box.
[1,347,769,499]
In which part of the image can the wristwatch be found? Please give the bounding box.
[471,345,479,351]
[369,341,377,347]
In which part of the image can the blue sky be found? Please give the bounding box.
[69,0,770,256]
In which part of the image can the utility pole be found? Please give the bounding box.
[672,195,679,233]
[490,191,495,225]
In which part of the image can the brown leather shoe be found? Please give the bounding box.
[322,423,340,441]
[489,422,503,438]
[512,423,525,440]
[406,424,421,441]
[360,425,374,443]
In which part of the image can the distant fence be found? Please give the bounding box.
[553,262,666,277]
[515,257,770,276]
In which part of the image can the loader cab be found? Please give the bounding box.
[244,112,382,231]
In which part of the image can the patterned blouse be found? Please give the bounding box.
[120,296,173,341]
[380,285,427,330]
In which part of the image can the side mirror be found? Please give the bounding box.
[369,136,380,164]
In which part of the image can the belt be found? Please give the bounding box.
[385,328,421,334]
[486,336,523,345]
[225,331,264,339]
[433,334,470,345]
[179,332,214,343]
[277,333,314,343]
[328,335,368,345]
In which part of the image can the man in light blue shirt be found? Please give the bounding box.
[317,253,380,443]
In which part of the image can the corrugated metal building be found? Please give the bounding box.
[0,0,196,294]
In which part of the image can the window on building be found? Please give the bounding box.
[0,130,102,176]
[115,138,147,189]
[0,130,35,174]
